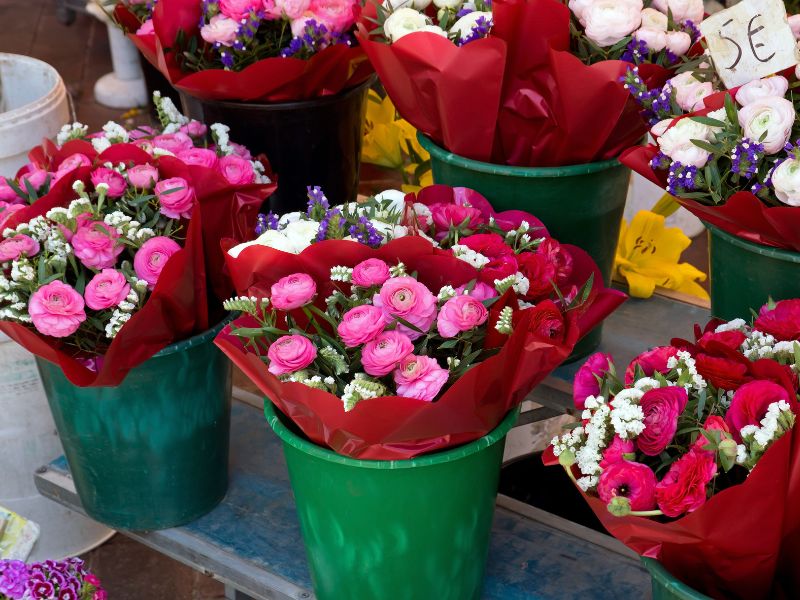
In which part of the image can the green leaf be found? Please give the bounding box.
[690,116,727,127]
[438,339,458,350]
[696,388,706,418]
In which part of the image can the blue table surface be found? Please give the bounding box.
[49,402,650,599]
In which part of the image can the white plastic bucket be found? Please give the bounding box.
[0,334,113,560]
[0,54,71,178]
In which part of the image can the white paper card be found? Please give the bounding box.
[700,0,799,88]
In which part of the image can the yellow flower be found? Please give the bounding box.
[614,210,709,300]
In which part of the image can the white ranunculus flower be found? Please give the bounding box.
[374,189,408,215]
[419,24,447,36]
[568,0,594,25]
[634,27,666,51]
[651,0,703,24]
[790,14,800,39]
[282,219,320,252]
[640,7,667,30]
[657,118,714,167]
[227,240,260,258]
[738,96,795,155]
[583,0,643,48]
[651,119,673,138]
[772,158,800,206]
[735,76,790,106]
[227,229,298,257]
[278,211,303,226]
[450,11,493,41]
[383,8,431,42]
[383,0,432,10]
[665,30,691,56]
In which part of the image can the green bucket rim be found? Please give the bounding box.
[706,222,800,263]
[152,313,234,358]
[417,133,624,178]
[265,401,519,469]
[641,558,712,600]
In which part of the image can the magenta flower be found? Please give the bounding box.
[597,460,657,512]
[637,387,689,456]
[573,352,612,410]
[28,281,87,338]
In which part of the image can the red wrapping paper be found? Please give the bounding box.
[0,144,275,387]
[215,237,625,459]
[621,144,800,252]
[115,0,373,103]
[358,0,671,166]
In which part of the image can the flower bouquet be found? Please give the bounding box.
[546,299,800,598]
[0,94,274,530]
[0,558,105,600]
[114,0,376,212]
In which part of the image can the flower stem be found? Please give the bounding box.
[628,509,664,517]
[562,464,577,484]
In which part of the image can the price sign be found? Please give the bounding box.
[700,0,799,88]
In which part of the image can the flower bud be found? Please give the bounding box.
[558,449,576,467]
[718,438,738,471]
[607,496,632,517]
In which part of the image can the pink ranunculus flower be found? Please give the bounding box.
[692,415,731,453]
[455,281,497,301]
[634,27,667,52]
[665,30,691,56]
[72,222,124,270]
[152,132,195,155]
[0,178,20,202]
[583,0,642,48]
[436,295,488,338]
[597,460,657,511]
[19,168,50,192]
[180,121,209,138]
[393,354,449,401]
[726,380,790,442]
[361,330,414,377]
[573,352,613,410]
[127,164,160,189]
[201,14,240,47]
[351,258,391,287]
[133,236,182,288]
[791,14,800,40]
[54,153,92,181]
[178,148,219,169]
[270,273,317,310]
[155,177,195,220]
[430,202,484,235]
[267,334,317,375]
[655,448,717,517]
[218,155,256,185]
[0,234,40,262]
[738,96,795,155]
[651,0,703,23]
[128,125,158,140]
[84,269,131,311]
[136,18,154,34]
[637,386,689,456]
[624,346,679,383]
[28,281,87,338]
[599,436,636,469]
[228,142,253,160]
[755,298,800,341]
[274,0,311,19]
[219,0,261,19]
[308,0,357,31]
[0,204,25,230]
[373,276,437,340]
[337,305,386,347]
[90,167,127,197]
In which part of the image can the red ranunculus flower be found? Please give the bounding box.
[692,415,731,453]
[697,330,747,353]
[637,387,689,456]
[655,448,717,517]
[517,252,557,300]
[695,354,750,390]
[748,359,798,401]
[478,254,518,286]
[726,380,791,442]
[458,233,513,259]
[537,237,574,284]
[754,299,800,341]
[528,302,566,342]
[597,460,657,511]
[625,346,679,384]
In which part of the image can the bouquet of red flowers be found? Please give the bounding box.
[0,93,275,386]
[358,0,700,166]
[114,0,374,101]
[545,299,800,598]
[216,185,625,459]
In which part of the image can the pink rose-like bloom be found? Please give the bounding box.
[0,204,25,230]
[180,121,209,138]
[669,72,713,112]
[72,222,124,270]
[755,299,800,341]
[665,30,691,56]
[634,27,666,51]
[362,330,414,377]
[218,155,256,185]
[0,178,20,202]
[351,258,391,287]
[655,449,717,517]
[228,142,253,160]
[309,0,356,31]
[651,0,703,23]
[738,96,796,155]
[270,273,317,310]
[583,0,642,48]
[267,334,317,376]
[373,277,437,340]
[624,346,679,383]
[128,125,158,140]
[791,14,800,40]
[393,354,449,401]
[134,236,182,288]
[20,168,49,191]
[152,132,195,155]
[178,148,219,169]
[219,0,261,19]
[430,203,484,235]
[337,305,386,347]
[137,18,154,34]
[637,386,689,456]
[573,352,613,410]
[455,281,497,301]
[127,164,160,189]
[54,153,92,181]
[28,281,87,338]
[736,76,790,106]
[692,415,731,453]
[90,167,127,197]
[597,460,657,511]
[436,295,488,338]
[274,0,311,19]
[155,177,195,220]
[84,269,131,311]
[726,380,790,442]
[600,436,636,469]
[0,234,40,262]
[201,14,240,47]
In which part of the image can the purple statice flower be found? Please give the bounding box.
[666,162,699,195]
[0,560,30,600]
[306,185,330,217]
[281,19,331,57]
[683,20,700,43]
[664,49,678,65]
[220,49,234,69]
[649,151,671,171]
[255,211,280,235]
[730,138,764,178]
[456,16,493,46]
[623,67,674,124]
[620,38,650,64]
[348,216,384,247]
[456,7,474,17]
[316,208,342,241]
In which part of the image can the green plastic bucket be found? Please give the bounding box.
[266,402,519,600]
[419,134,630,358]
[36,321,233,531]
[708,224,800,320]
[642,558,712,600]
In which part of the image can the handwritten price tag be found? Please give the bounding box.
[700,0,799,88]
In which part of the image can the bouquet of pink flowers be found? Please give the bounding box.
[546,299,800,598]
[0,557,105,600]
